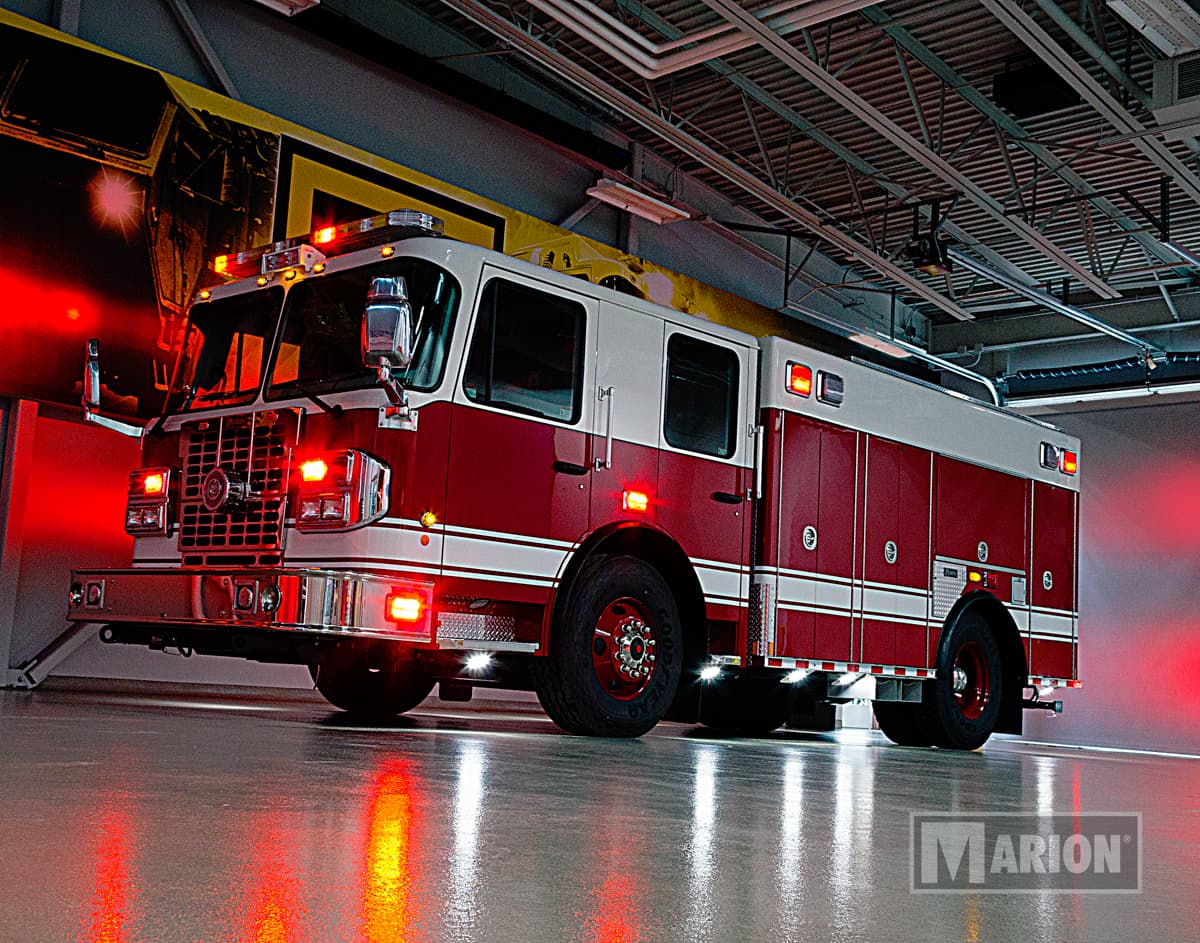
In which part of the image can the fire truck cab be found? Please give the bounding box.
[69,209,1081,749]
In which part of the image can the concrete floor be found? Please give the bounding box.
[0,684,1194,943]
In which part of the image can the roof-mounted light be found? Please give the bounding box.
[209,208,445,280]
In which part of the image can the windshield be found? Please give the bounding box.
[168,287,283,411]
[267,258,460,399]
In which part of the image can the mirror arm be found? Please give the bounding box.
[377,365,418,431]
[83,406,146,439]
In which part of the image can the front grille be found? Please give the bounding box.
[179,411,299,564]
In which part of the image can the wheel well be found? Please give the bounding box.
[553,523,708,720]
[942,591,1028,736]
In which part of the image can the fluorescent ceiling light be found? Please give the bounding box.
[249,0,319,15]
[586,179,691,225]
[849,333,912,359]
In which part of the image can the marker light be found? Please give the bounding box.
[142,472,165,495]
[623,490,649,512]
[214,255,229,275]
[787,362,813,396]
[1059,450,1078,475]
[256,276,269,287]
[700,665,721,682]
[420,511,438,528]
[381,245,395,257]
[198,289,211,301]
[312,262,326,274]
[300,459,328,482]
[284,269,298,281]
[466,652,493,673]
[312,226,337,245]
[387,593,422,623]
[968,571,983,583]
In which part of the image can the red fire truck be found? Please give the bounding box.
[68,209,1081,748]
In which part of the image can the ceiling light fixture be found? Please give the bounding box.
[249,0,320,16]
[586,178,691,225]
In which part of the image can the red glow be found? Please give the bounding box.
[312,226,337,245]
[82,806,137,943]
[89,169,142,233]
[238,824,301,943]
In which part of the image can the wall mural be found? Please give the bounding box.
[0,12,796,419]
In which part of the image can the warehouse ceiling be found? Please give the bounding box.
[301,0,1200,395]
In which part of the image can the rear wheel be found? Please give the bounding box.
[534,554,683,737]
[309,641,434,719]
[925,612,1004,750]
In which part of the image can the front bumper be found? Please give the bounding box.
[66,567,434,643]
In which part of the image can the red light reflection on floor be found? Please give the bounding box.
[362,764,421,943]
[81,806,137,943]
[582,828,648,943]
[237,823,302,943]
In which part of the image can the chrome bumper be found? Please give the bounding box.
[66,567,434,643]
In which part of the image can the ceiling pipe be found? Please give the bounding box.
[699,0,1121,300]
[525,0,875,80]
[946,246,1168,356]
[438,0,976,320]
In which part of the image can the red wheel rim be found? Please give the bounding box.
[591,596,658,701]
[951,640,991,720]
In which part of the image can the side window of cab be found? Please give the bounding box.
[463,279,586,424]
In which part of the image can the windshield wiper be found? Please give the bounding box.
[276,382,343,417]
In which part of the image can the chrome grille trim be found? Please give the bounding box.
[178,410,300,562]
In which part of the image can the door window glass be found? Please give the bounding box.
[664,333,739,458]
[463,279,586,423]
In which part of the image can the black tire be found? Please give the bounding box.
[924,611,1004,750]
[700,676,793,735]
[533,554,683,737]
[873,701,934,747]
[309,641,434,719]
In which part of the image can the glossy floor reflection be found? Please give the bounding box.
[0,684,1194,942]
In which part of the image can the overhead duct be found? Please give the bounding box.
[1005,351,1200,399]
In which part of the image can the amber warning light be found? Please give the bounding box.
[623,490,649,512]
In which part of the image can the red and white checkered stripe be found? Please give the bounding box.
[1027,676,1083,689]
[763,657,937,680]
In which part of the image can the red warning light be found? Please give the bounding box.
[312,226,337,245]
[787,363,812,397]
[1059,450,1078,475]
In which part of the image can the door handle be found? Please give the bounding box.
[553,460,589,476]
[712,491,744,505]
[594,386,615,471]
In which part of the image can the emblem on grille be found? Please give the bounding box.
[201,466,251,512]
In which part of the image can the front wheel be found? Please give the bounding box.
[533,555,683,737]
[309,641,434,719]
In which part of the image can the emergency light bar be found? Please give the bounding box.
[211,208,445,279]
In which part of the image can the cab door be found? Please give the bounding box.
[444,267,596,602]
[653,327,754,641]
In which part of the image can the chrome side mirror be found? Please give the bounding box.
[80,337,144,438]
[83,338,101,410]
[362,276,414,370]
